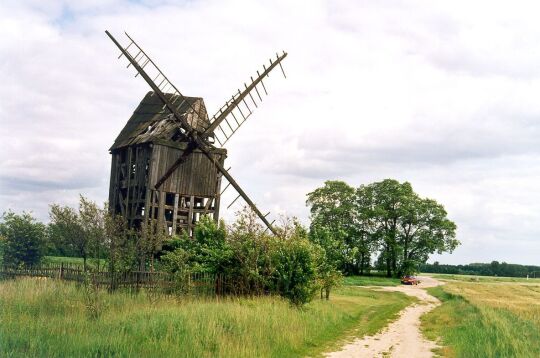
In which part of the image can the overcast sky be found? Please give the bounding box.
[2,0,540,265]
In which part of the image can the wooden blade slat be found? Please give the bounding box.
[203,52,288,140]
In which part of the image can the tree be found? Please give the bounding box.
[138,219,168,271]
[360,179,458,277]
[0,211,46,266]
[49,196,105,269]
[78,196,106,270]
[105,210,136,275]
[306,181,360,273]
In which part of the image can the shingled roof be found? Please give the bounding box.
[110,92,211,150]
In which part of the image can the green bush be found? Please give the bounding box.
[0,211,46,267]
[273,236,319,306]
[159,210,327,306]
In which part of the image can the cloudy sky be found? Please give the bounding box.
[2,0,540,265]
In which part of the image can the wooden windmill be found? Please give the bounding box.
[105,31,287,236]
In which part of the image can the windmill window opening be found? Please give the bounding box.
[165,193,175,206]
[165,209,173,221]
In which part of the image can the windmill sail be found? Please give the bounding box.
[105,31,198,134]
[203,52,287,146]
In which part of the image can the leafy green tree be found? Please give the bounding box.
[105,210,136,276]
[360,179,458,277]
[397,196,458,275]
[49,196,105,269]
[306,181,359,273]
[357,180,412,276]
[0,211,46,266]
[308,225,341,269]
[79,196,106,270]
[138,219,168,271]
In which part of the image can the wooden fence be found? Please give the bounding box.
[0,263,221,296]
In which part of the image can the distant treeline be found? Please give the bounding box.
[421,261,540,278]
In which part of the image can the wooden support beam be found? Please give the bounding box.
[143,188,151,222]
[172,193,179,235]
[125,147,133,221]
[157,191,165,233]
[188,195,194,236]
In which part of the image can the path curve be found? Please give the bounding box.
[325,276,442,358]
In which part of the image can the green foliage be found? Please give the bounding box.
[160,209,329,305]
[273,234,319,306]
[307,179,458,278]
[48,196,106,269]
[82,272,103,320]
[360,179,458,277]
[421,261,540,278]
[105,211,136,274]
[0,211,46,266]
[307,181,362,274]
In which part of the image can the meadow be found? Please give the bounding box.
[43,256,107,269]
[343,274,401,286]
[421,274,540,357]
[0,277,412,358]
[430,273,539,284]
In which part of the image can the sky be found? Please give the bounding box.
[1,0,540,265]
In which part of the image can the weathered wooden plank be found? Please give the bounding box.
[172,193,179,234]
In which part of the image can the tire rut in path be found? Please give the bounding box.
[325,276,442,358]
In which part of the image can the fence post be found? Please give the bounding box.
[60,263,64,280]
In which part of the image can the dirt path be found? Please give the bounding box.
[325,276,442,358]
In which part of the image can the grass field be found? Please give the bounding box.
[0,278,413,357]
[43,256,107,268]
[343,275,401,286]
[421,277,540,357]
[429,273,540,283]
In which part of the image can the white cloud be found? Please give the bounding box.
[1,0,540,265]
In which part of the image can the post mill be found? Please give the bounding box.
[105,31,287,236]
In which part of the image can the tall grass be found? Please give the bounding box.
[422,281,540,357]
[0,278,412,357]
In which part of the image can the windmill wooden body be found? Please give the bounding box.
[106,31,287,236]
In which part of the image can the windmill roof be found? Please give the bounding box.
[110,92,211,150]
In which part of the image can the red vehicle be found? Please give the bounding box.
[401,275,420,285]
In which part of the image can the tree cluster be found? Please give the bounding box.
[421,261,540,278]
[0,201,339,306]
[307,179,459,277]
[0,196,147,272]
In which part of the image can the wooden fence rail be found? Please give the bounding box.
[0,264,220,296]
